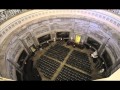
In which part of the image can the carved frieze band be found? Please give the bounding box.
[0,10,120,42]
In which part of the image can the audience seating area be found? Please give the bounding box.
[56,40,66,45]
[37,56,60,79]
[36,42,94,80]
[66,50,92,74]
[41,42,49,49]
[45,44,70,62]
[55,66,92,81]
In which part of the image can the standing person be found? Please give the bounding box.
[91,50,98,58]
[91,50,98,63]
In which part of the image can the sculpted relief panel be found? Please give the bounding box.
[74,19,90,34]
[28,23,40,30]
[88,22,109,41]
[49,18,74,31]
[28,20,50,30]
[32,25,50,37]
[50,23,72,30]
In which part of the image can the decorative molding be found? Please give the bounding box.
[0,10,120,46]
[107,10,120,16]
[0,9,29,25]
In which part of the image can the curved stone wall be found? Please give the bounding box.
[107,9,120,16]
[0,10,120,80]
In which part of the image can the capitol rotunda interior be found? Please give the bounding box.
[0,9,120,81]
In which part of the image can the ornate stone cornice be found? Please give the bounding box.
[0,10,120,45]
